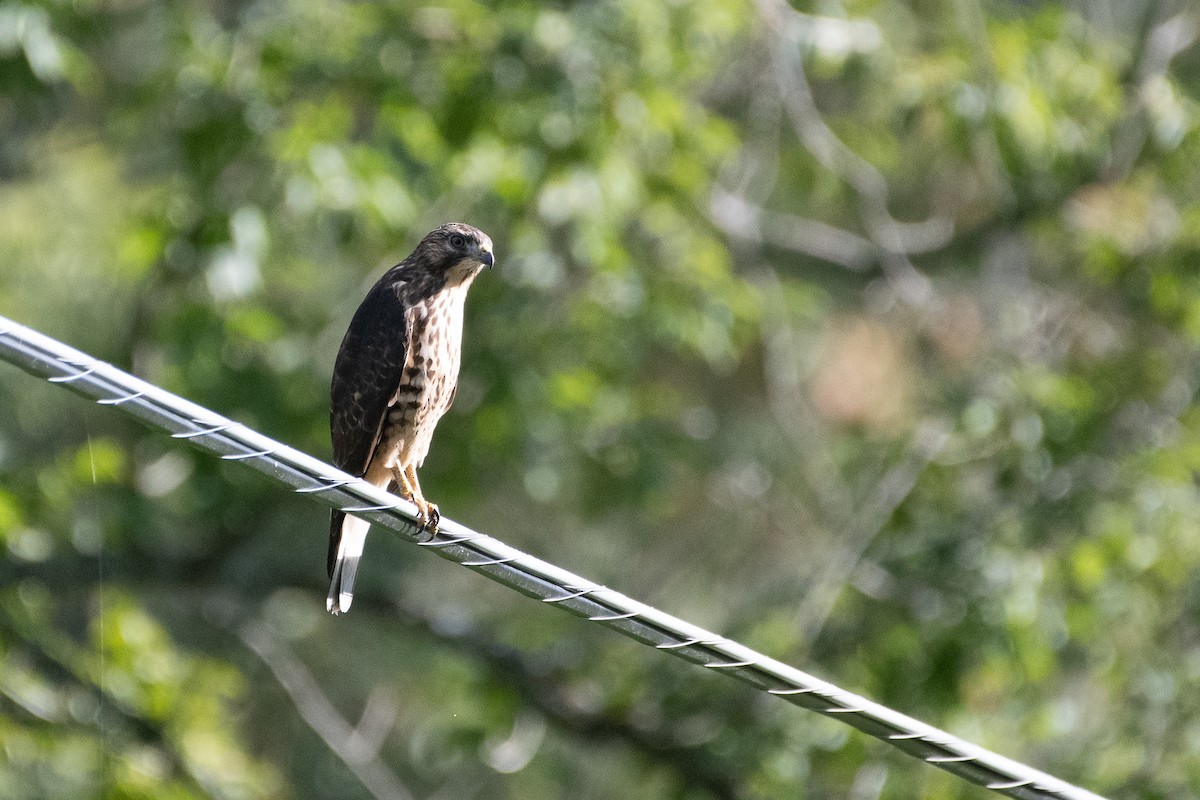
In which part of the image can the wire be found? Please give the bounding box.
[0,314,1108,800]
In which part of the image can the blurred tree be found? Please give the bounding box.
[1,0,1198,797]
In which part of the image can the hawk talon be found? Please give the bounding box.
[415,502,440,538]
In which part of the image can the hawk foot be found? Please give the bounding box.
[415,500,440,537]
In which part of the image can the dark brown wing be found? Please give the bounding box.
[328,273,410,577]
[330,274,412,476]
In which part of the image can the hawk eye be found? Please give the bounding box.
[449,234,467,249]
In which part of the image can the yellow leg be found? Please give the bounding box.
[392,465,438,533]
[404,464,440,533]
[390,466,416,502]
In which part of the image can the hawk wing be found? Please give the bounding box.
[330,275,412,477]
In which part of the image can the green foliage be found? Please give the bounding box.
[2,0,1199,797]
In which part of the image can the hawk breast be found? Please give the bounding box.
[381,284,469,469]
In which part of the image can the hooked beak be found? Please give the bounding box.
[480,250,495,270]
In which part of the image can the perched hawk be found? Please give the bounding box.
[327,223,494,614]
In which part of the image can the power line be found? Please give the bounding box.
[0,314,1107,800]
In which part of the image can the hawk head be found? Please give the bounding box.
[414,222,495,285]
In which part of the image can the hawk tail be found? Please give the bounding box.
[327,510,369,615]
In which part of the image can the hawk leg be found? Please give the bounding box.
[390,465,440,535]
[405,464,440,534]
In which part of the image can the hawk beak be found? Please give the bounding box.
[481,250,494,270]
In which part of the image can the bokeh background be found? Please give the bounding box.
[2,0,1199,797]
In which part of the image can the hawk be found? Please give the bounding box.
[327,222,494,615]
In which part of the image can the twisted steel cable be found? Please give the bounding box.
[0,314,1107,800]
